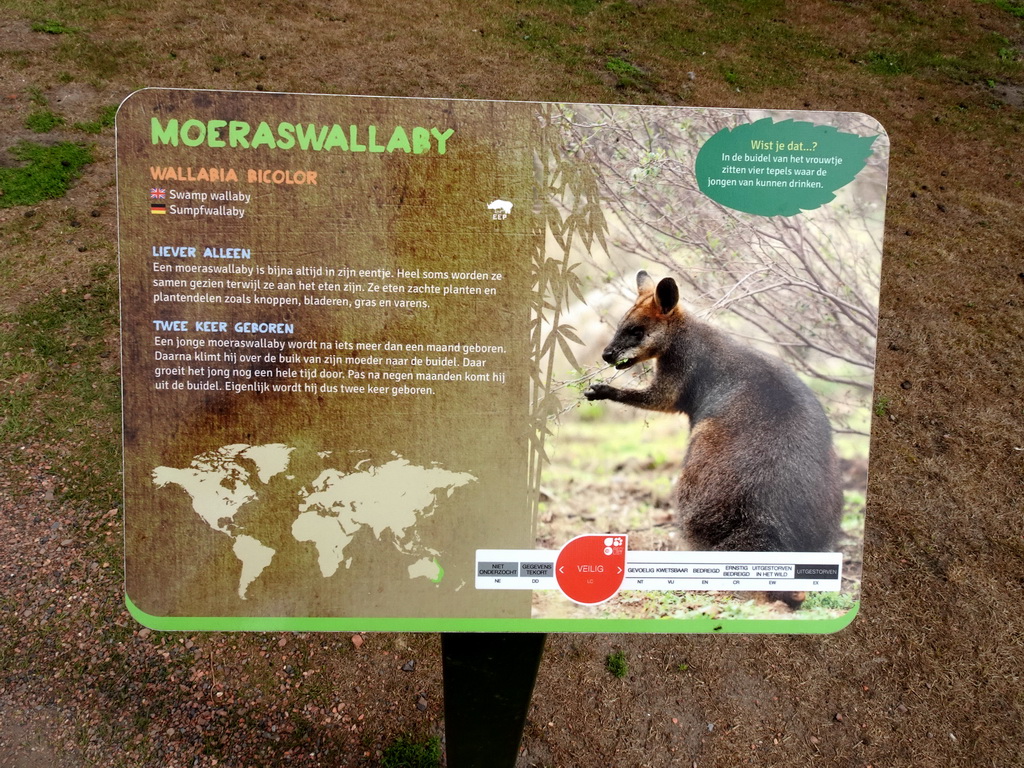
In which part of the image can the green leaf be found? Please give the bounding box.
[695,118,878,217]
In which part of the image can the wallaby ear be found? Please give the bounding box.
[655,277,679,314]
[636,270,655,295]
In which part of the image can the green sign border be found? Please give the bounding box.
[127,596,858,635]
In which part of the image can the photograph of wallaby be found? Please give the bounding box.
[584,270,842,609]
[528,106,883,622]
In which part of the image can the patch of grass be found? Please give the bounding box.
[0,263,121,507]
[616,588,853,621]
[380,734,441,768]
[26,86,47,107]
[25,108,65,133]
[864,46,1002,81]
[1,51,30,70]
[997,46,1017,63]
[75,104,117,134]
[510,14,593,74]
[856,20,1022,86]
[31,19,78,34]
[864,50,913,76]
[546,415,682,491]
[978,0,1024,18]
[548,0,605,13]
[0,141,93,208]
[606,56,653,90]
[575,400,606,422]
[842,492,866,538]
[843,519,866,547]
[57,36,146,81]
[503,0,835,95]
[606,649,628,678]
[873,395,891,418]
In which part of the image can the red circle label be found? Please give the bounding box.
[554,534,628,605]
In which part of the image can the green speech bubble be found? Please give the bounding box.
[696,118,877,217]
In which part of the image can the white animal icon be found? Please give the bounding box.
[487,199,513,218]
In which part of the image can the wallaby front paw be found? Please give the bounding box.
[584,383,616,401]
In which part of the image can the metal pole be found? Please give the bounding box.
[441,633,546,768]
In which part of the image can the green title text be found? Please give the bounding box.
[152,118,455,154]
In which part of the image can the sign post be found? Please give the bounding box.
[441,633,546,767]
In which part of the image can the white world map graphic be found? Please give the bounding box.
[152,444,476,600]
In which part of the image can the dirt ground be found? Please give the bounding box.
[1,1,1023,766]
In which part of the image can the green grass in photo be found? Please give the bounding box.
[0,263,121,507]
[75,104,117,134]
[606,56,654,90]
[30,19,78,34]
[0,141,92,208]
[25,108,64,133]
[606,649,628,678]
[381,734,441,768]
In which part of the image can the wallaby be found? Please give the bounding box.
[584,271,843,609]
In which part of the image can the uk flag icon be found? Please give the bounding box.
[150,188,166,199]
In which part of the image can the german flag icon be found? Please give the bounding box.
[150,203,167,214]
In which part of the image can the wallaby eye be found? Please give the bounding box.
[622,325,644,344]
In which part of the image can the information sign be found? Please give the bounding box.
[118,90,887,633]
